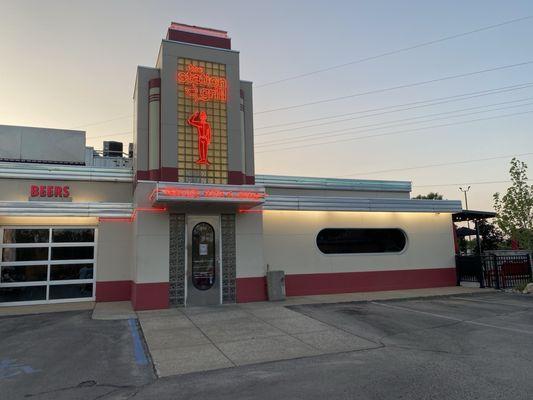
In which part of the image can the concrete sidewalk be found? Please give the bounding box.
[138,286,488,377]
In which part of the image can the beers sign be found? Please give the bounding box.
[29,185,71,201]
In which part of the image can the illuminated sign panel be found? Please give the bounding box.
[177,58,228,184]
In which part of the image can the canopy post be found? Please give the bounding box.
[474,219,482,255]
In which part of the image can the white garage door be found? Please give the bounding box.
[0,227,97,305]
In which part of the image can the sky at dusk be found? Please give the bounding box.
[1,0,533,210]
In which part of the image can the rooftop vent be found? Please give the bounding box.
[103,141,123,158]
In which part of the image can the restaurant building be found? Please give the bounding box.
[0,23,462,310]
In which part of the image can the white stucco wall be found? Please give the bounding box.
[97,220,133,282]
[132,210,170,284]
[236,212,265,278]
[261,210,455,276]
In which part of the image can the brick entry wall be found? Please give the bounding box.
[221,214,236,303]
[169,214,186,306]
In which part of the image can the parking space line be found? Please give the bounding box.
[370,302,461,321]
[451,296,533,308]
[370,301,533,335]
[128,319,148,365]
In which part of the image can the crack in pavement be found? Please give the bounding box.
[23,382,139,399]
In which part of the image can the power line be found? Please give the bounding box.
[413,179,531,188]
[254,61,533,115]
[69,115,132,129]
[70,81,533,138]
[255,109,533,154]
[338,152,533,177]
[86,131,132,140]
[255,15,533,88]
[255,83,533,136]
[255,98,533,148]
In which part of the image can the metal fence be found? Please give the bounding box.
[456,254,532,289]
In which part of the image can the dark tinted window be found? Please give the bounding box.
[51,246,94,261]
[2,247,48,262]
[50,264,93,280]
[316,228,407,254]
[49,284,93,299]
[52,229,94,243]
[1,265,48,283]
[3,229,49,244]
[0,286,46,302]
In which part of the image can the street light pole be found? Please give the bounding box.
[459,185,471,211]
[459,186,472,252]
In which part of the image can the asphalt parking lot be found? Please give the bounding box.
[1,292,532,399]
[0,311,154,400]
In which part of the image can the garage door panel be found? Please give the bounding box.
[0,226,96,305]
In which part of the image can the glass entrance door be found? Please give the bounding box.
[186,216,221,306]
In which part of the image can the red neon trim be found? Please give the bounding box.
[238,208,263,214]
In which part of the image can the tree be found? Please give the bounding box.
[414,192,444,200]
[493,158,533,250]
[473,220,505,253]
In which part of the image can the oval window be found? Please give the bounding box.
[191,222,216,290]
[316,228,407,254]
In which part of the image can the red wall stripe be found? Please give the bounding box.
[236,276,267,302]
[131,282,169,311]
[95,280,132,302]
[236,268,456,302]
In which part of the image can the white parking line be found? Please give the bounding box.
[451,296,533,308]
[371,301,533,335]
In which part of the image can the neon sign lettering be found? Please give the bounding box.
[177,64,227,103]
[157,187,265,201]
[187,111,211,165]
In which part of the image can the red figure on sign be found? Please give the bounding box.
[187,111,212,165]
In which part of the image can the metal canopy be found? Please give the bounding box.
[456,226,478,237]
[452,210,497,222]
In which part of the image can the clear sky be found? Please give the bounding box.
[1,0,532,210]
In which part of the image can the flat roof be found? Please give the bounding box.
[452,210,497,222]
[256,174,411,193]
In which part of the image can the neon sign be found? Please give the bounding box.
[177,64,227,103]
[156,187,265,201]
[187,111,211,165]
